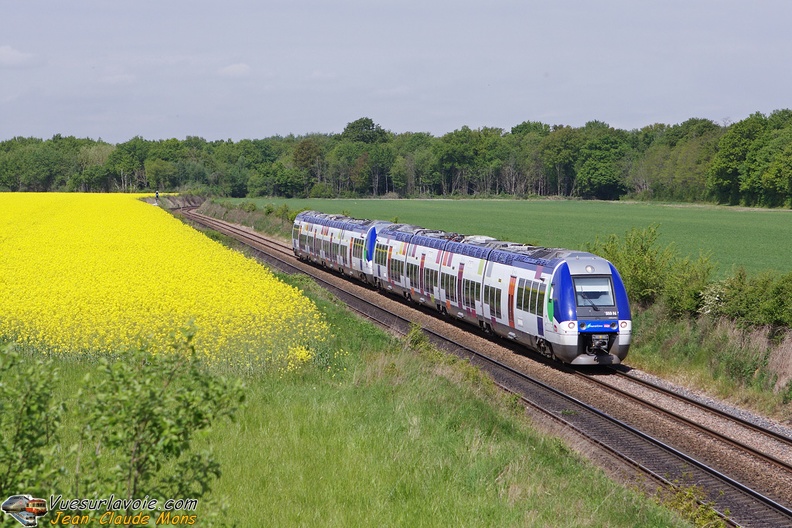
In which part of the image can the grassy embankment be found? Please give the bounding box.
[208,197,792,421]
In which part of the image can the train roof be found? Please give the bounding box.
[380,224,465,247]
[296,210,392,234]
[295,211,610,270]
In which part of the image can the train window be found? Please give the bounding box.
[462,279,479,309]
[375,244,388,267]
[389,258,404,279]
[484,285,502,318]
[407,263,419,284]
[573,277,615,307]
[424,268,438,291]
[441,273,457,302]
[517,279,527,311]
[528,283,537,315]
[352,239,364,259]
[292,226,300,241]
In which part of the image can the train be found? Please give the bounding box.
[292,210,631,365]
[2,495,47,527]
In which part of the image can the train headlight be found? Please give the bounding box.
[567,322,576,330]
[610,322,617,329]
[579,322,586,330]
[620,321,628,329]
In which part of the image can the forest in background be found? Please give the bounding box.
[2,111,792,207]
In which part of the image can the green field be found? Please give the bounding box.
[225,198,792,276]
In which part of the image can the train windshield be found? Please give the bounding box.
[573,276,615,308]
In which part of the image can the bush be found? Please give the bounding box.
[0,345,63,496]
[587,225,714,316]
[709,269,792,329]
[587,225,674,306]
[309,182,334,198]
[72,332,245,501]
[238,200,257,213]
[0,333,244,512]
[662,253,714,317]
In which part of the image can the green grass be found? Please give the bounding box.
[627,305,790,417]
[1,271,689,528]
[203,273,686,527]
[222,197,792,276]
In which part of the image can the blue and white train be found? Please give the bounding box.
[292,211,631,365]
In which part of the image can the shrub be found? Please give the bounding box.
[309,182,334,198]
[72,331,245,502]
[587,225,714,316]
[587,225,674,307]
[238,200,257,212]
[662,253,714,317]
[0,345,63,496]
[710,269,792,329]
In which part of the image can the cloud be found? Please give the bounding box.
[0,45,36,67]
[217,63,251,78]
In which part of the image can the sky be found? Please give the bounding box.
[2,0,791,144]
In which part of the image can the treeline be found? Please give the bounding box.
[2,113,791,206]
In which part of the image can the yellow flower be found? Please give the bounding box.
[0,193,328,372]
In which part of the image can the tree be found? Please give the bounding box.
[707,112,766,204]
[108,136,150,191]
[539,126,584,196]
[511,120,550,137]
[390,132,436,196]
[434,126,476,194]
[368,143,395,195]
[575,134,628,199]
[761,143,792,207]
[471,127,506,195]
[293,137,326,184]
[328,141,368,195]
[341,117,389,144]
[145,158,178,190]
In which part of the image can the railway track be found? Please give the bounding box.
[178,207,792,527]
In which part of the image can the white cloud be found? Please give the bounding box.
[217,63,251,78]
[0,45,35,67]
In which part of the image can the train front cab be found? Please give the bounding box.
[547,258,631,365]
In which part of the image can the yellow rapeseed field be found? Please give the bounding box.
[0,193,329,371]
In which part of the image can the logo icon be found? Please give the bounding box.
[2,495,48,527]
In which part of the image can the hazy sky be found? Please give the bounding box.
[2,0,790,143]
